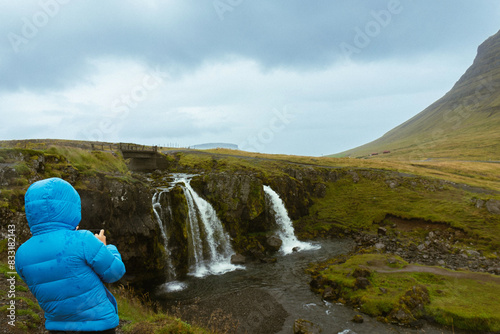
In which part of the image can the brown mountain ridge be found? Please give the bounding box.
[337,29,500,160]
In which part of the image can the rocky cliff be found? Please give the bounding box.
[0,148,168,288]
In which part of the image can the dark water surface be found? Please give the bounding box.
[154,239,456,334]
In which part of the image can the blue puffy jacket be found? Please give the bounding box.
[15,177,126,332]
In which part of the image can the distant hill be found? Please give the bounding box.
[336,29,500,160]
[189,143,238,150]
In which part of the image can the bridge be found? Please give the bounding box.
[119,143,164,171]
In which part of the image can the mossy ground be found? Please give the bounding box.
[309,253,500,332]
[112,285,210,334]
[299,174,500,252]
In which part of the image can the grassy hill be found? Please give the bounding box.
[336,29,500,161]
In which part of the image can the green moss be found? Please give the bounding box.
[312,253,500,332]
[306,174,500,248]
[113,285,209,334]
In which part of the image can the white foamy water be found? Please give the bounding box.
[263,185,320,255]
[174,175,244,277]
[159,281,188,293]
[152,189,177,281]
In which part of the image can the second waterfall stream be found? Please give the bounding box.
[263,185,320,254]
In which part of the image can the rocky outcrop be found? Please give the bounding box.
[352,227,500,275]
[0,149,168,288]
[190,172,268,237]
[77,176,167,287]
[293,319,321,334]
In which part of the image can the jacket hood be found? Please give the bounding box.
[25,177,81,235]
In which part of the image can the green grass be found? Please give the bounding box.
[45,146,129,175]
[112,285,210,334]
[0,263,43,330]
[302,173,500,249]
[311,254,500,332]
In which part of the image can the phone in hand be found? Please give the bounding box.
[87,229,104,234]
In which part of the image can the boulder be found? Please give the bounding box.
[352,314,364,323]
[486,199,500,214]
[230,253,246,265]
[293,319,321,334]
[322,287,337,301]
[266,235,283,252]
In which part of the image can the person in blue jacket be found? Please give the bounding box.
[15,177,126,333]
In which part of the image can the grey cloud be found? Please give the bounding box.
[2,1,499,92]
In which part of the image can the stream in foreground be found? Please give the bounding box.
[154,239,458,334]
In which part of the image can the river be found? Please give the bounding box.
[153,238,458,334]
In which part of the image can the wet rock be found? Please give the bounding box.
[292,246,300,252]
[391,308,413,324]
[322,287,337,301]
[230,253,246,265]
[409,319,426,329]
[293,319,321,334]
[352,314,364,323]
[260,257,277,264]
[266,235,283,252]
[309,278,323,291]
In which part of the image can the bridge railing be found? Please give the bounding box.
[118,143,158,153]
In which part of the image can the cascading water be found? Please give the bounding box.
[176,176,243,277]
[153,174,243,288]
[263,185,320,255]
[152,188,187,292]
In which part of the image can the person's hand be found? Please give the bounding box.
[94,229,107,245]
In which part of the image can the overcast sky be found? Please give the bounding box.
[1,1,499,156]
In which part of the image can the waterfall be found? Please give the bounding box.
[263,185,320,255]
[176,176,242,277]
[152,189,187,292]
[153,174,243,285]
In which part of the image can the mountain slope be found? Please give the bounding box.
[337,29,500,160]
